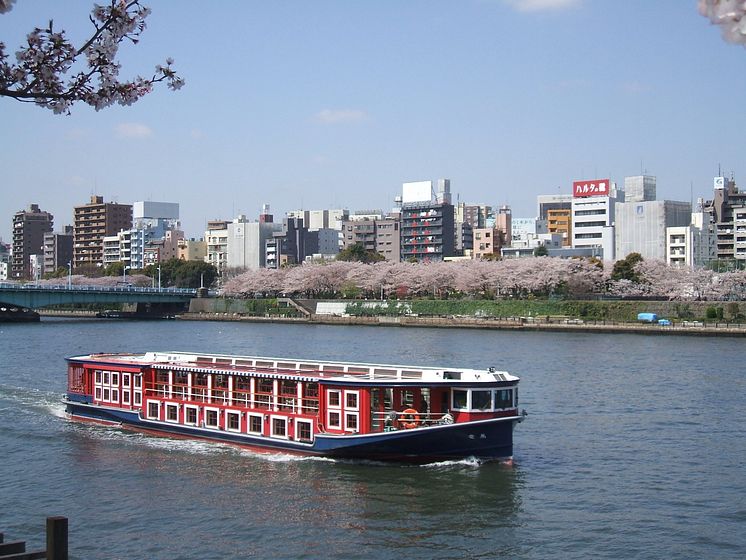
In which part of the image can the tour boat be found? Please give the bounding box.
[64,351,525,463]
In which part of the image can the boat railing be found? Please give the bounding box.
[372,410,454,431]
[144,383,319,414]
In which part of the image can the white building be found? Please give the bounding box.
[226,215,282,270]
[511,218,537,244]
[571,178,618,261]
[615,200,691,260]
[205,222,229,274]
[666,206,716,268]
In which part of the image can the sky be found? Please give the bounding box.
[2,0,746,242]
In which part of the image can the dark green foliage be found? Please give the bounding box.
[336,243,385,263]
[611,252,644,282]
[533,245,549,257]
[705,306,723,320]
[144,259,217,289]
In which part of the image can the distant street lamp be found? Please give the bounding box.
[67,261,72,289]
[158,264,161,291]
[123,265,130,284]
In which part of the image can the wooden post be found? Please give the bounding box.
[45,517,67,560]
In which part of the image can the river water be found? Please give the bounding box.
[1,318,745,559]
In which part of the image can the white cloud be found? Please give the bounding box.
[504,0,581,12]
[314,109,369,124]
[115,122,153,138]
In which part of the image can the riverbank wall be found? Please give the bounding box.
[182,298,746,337]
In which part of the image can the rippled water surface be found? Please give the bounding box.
[1,319,745,559]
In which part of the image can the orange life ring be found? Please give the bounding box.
[399,408,420,429]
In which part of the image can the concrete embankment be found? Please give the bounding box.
[178,309,746,337]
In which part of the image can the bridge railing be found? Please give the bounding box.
[0,282,195,295]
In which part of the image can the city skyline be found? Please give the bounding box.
[3,1,746,242]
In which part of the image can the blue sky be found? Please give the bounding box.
[2,0,746,242]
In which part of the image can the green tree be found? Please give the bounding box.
[337,243,385,264]
[611,252,644,282]
[533,245,549,257]
[145,259,217,288]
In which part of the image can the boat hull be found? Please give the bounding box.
[65,398,520,463]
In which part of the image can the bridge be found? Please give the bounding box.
[0,283,196,309]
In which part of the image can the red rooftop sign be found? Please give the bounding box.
[573,179,610,198]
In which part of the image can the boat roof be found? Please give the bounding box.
[68,351,519,385]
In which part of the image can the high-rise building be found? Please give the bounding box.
[341,217,400,262]
[704,176,746,261]
[43,226,74,275]
[226,215,282,270]
[205,220,229,274]
[73,196,132,268]
[570,178,618,260]
[11,204,54,279]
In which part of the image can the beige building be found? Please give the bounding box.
[341,217,400,261]
[73,196,132,268]
[178,238,207,261]
[547,209,572,246]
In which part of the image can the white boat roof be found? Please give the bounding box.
[69,351,519,384]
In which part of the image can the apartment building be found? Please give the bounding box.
[73,196,132,268]
[11,204,54,279]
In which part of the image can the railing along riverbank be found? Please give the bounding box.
[0,516,67,560]
[177,310,746,336]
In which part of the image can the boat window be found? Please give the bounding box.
[277,362,296,370]
[226,411,240,432]
[166,404,178,422]
[111,372,119,386]
[122,390,130,405]
[328,411,341,428]
[345,413,358,432]
[122,373,131,387]
[472,390,492,411]
[494,389,514,409]
[373,368,397,378]
[452,389,468,410]
[95,387,102,400]
[401,370,422,379]
[280,380,297,396]
[205,408,219,428]
[327,390,341,408]
[111,389,119,403]
[345,391,359,410]
[103,371,110,384]
[184,406,198,425]
[247,414,263,435]
[193,373,208,387]
[214,375,228,388]
[401,390,414,408]
[347,367,369,375]
[134,392,142,405]
[156,370,169,384]
[257,379,273,394]
[304,383,319,398]
[296,420,313,442]
[234,377,250,391]
[103,388,110,401]
[444,371,462,380]
[255,361,274,368]
[271,417,287,438]
[134,376,142,388]
[95,370,102,384]
[147,401,159,419]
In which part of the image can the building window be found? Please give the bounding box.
[248,414,263,435]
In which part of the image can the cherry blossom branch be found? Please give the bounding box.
[0,0,183,114]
